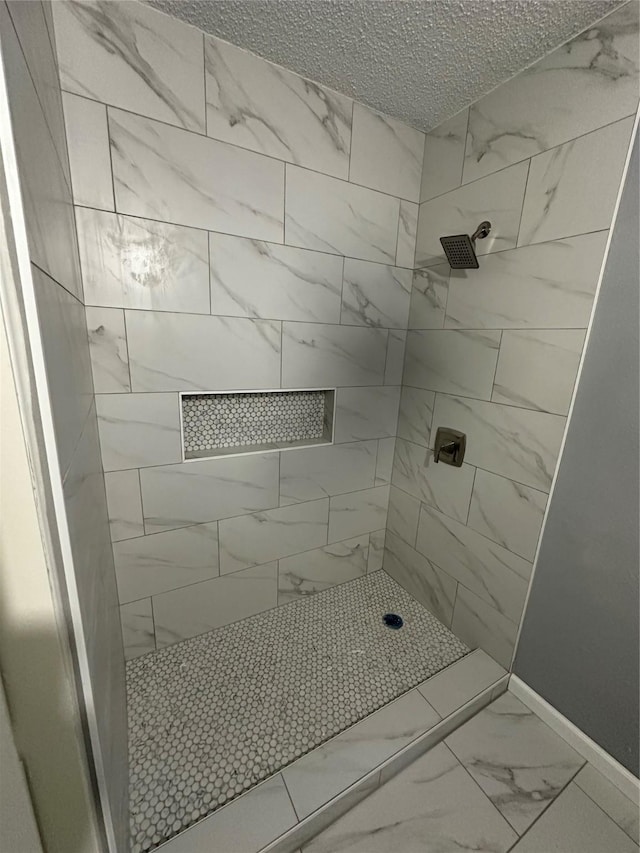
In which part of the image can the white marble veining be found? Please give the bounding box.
[328,485,389,543]
[384,330,406,386]
[446,692,585,834]
[96,393,181,471]
[395,201,419,268]
[334,386,400,443]
[209,232,342,322]
[278,535,368,604]
[205,34,352,178]
[280,441,377,504]
[416,503,531,623]
[467,469,547,562]
[408,264,449,329]
[349,102,424,202]
[76,207,210,313]
[415,160,529,267]
[518,116,634,247]
[219,499,329,574]
[114,522,219,603]
[493,329,586,414]
[463,2,640,184]
[140,454,279,533]
[281,322,387,388]
[109,108,284,242]
[397,386,435,448]
[62,92,113,210]
[125,310,281,392]
[451,586,519,669]
[387,485,421,546]
[285,165,400,263]
[375,437,395,486]
[574,764,640,845]
[283,690,439,819]
[421,109,469,201]
[383,531,457,626]
[304,741,517,853]
[418,649,506,719]
[404,329,501,399]
[392,439,475,523]
[153,562,278,646]
[341,259,411,329]
[367,530,385,573]
[445,231,608,329]
[431,394,566,491]
[53,0,206,132]
[120,598,155,660]
[85,307,130,393]
[104,469,144,542]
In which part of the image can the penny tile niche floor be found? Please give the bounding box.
[126,570,469,851]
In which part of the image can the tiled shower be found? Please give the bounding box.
[0,0,637,851]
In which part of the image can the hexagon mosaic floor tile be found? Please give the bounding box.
[126,570,469,852]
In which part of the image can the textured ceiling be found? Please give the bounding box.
[145,0,623,131]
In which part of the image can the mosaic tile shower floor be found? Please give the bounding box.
[126,570,470,852]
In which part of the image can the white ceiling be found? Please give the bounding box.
[146,0,622,131]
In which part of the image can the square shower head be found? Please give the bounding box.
[439,234,479,269]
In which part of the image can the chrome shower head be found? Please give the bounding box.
[440,221,491,269]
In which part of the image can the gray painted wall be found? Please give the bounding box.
[514,130,639,776]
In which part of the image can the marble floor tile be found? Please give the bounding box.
[334,386,400,443]
[417,648,506,719]
[62,91,113,210]
[511,783,638,853]
[408,264,449,329]
[397,386,435,448]
[303,742,517,853]
[278,535,369,604]
[341,259,411,329]
[451,586,519,669]
[205,35,351,179]
[446,692,585,834]
[121,598,155,660]
[492,329,586,414]
[280,441,378,504]
[384,330,407,385]
[53,0,206,132]
[396,201,419,268]
[285,165,400,264]
[110,109,284,242]
[387,485,421,546]
[85,307,131,394]
[574,764,640,845]
[349,102,424,202]
[444,231,607,330]
[104,470,145,542]
[209,232,342,323]
[328,486,389,543]
[467,469,547,562]
[421,108,468,202]
[518,116,635,247]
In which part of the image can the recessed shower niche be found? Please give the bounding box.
[180,389,336,460]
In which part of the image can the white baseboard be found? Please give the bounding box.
[509,675,639,803]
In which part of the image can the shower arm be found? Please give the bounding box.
[471,221,492,243]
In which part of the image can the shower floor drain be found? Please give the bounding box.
[383,612,404,629]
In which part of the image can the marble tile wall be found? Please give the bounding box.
[387,1,639,668]
[51,0,425,657]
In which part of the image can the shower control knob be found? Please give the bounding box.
[433,427,466,467]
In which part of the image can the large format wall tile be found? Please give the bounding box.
[375,437,396,486]
[285,165,400,263]
[219,500,329,574]
[205,35,352,178]
[140,454,279,533]
[209,232,342,323]
[62,92,113,210]
[104,469,144,542]
[384,331,407,385]
[392,439,475,524]
[341,259,412,329]
[518,117,635,247]
[396,201,419,268]
[120,598,155,659]
[349,102,424,202]
[126,311,281,391]
[492,329,586,414]
[279,441,378,504]
[334,386,400,443]
[77,208,210,313]
[387,485,421,546]
[153,563,278,646]
[328,485,389,542]
[451,586,518,669]
[281,323,387,388]
[85,307,130,393]
[96,393,181,471]
[467,469,547,562]
[109,109,284,242]
[416,504,531,623]
[404,329,501,399]
[420,109,468,202]
[463,2,640,183]
[114,522,219,603]
[397,387,435,448]
[408,265,449,329]
[53,0,206,132]
[415,161,529,267]
[278,535,368,604]
[431,395,566,492]
[445,231,607,330]
[384,531,457,627]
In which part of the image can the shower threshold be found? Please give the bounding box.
[127,571,501,853]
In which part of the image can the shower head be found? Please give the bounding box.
[440,221,491,269]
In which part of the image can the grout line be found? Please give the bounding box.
[572,778,640,845]
[201,32,207,137]
[149,595,158,651]
[514,158,533,248]
[104,105,117,211]
[466,466,477,525]
[121,309,134,392]
[279,773,301,822]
